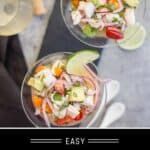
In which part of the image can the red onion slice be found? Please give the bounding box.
[42,100,51,127]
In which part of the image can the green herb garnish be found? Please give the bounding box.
[53,93,62,101]
[112,17,119,23]
[73,82,81,87]
[61,101,69,109]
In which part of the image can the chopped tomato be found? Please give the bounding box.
[75,112,83,121]
[35,65,47,73]
[54,80,65,95]
[106,26,124,40]
[55,116,74,125]
[32,95,43,108]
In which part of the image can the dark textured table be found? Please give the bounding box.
[40,0,102,60]
[0,36,32,127]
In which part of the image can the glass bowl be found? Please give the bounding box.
[21,52,107,128]
[60,0,146,48]
[0,0,33,36]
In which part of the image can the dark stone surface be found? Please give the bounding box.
[40,0,102,65]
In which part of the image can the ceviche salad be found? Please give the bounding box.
[71,0,139,40]
[27,50,100,127]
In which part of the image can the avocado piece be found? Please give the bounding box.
[27,77,44,92]
[123,0,139,7]
[69,86,86,102]
[91,0,101,8]
[82,24,98,38]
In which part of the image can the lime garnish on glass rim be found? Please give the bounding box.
[118,23,146,50]
[66,50,100,76]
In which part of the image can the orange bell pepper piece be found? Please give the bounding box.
[32,95,43,108]
[45,103,52,113]
[108,0,119,9]
[35,65,47,73]
[72,0,80,8]
[54,67,63,77]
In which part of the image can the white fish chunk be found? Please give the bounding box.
[43,75,56,87]
[71,10,82,25]
[84,2,96,18]
[88,18,104,29]
[73,103,81,112]
[67,105,80,119]
[58,109,67,119]
[78,1,95,18]
[105,14,122,23]
[83,96,94,108]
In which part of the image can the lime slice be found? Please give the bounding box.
[118,23,146,50]
[118,23,141,45]
[66,50,100,76]
[123,0,139,7]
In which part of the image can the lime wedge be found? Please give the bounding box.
[123,0,139,7]
[117,23,141,46]
[118,23,146,50]
[66,50,100,76]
